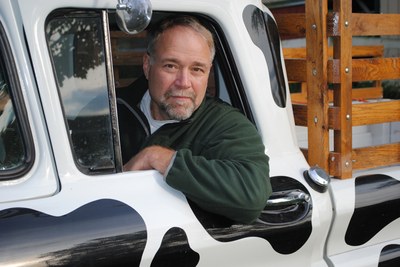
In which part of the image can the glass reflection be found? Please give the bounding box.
[46,12,115,172]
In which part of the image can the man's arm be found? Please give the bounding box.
[165,112,271,224]
[123,145,175,175]
[123,108,271,224]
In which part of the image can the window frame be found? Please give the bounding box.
[44,9,256,176]
[0,22,35,180]
[110,11,257,169]
[209,19,255,123]
[45,9,122,175]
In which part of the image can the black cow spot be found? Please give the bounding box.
[379,244,400,267]
[151,227,200,267]
[0,199,147,266]
[346,174,400,246]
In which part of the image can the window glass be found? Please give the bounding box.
[0,20,32,179]
[0,61,25,171]
[46,12,115,173]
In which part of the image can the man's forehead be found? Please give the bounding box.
[154,27,212,65]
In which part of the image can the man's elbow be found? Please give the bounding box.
[234,187,272,224]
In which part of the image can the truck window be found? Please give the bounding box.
[45,10,251,174]
[46,11,116,174]
[0,23,34,179]
[110,12,252,163]
[109,12,250,114]
[109,14,234,104]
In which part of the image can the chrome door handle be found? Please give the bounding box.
[265,190,310,207]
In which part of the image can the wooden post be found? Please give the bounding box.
[305,0,330,172]
[331,0,353,178]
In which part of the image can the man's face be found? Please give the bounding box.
[143,26,212,121]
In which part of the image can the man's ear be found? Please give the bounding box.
[143,53,150,80]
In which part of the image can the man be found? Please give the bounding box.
[123,15,271,224]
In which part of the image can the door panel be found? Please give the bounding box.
[0,0,58,203]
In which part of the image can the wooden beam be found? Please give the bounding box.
[284,45,384,59]
[352,87,383,100]
[352,143,400,170]
[351,45,384,58]
[329,58,400,83]
[292,104,340,130]
[328,13,400,36]
[352,100,400,126]
[351,14,400,36]
[283,48,307,59]
[331,0,353,179]
[294,100,400,129]
[285,59,307,82]
[274,13,306,39]
[352,58,400,82]
[292,104,308,126]
[305,0,330,172]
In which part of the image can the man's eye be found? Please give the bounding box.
[192,67,205,73]
[162,64,177,71]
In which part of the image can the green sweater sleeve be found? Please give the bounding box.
[165,110,271,224]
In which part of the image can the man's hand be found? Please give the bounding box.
[123,145,176,175]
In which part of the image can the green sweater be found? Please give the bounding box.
[142,97,272,224]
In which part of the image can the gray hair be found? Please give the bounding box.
[147,15,215,61]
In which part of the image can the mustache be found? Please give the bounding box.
[165,90,196,100]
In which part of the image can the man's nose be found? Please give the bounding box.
[175,69,191,88]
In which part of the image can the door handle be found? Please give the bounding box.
[265,190,311,207]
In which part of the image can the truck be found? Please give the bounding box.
[0,0,399,266]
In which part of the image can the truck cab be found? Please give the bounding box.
[0,0,399,266]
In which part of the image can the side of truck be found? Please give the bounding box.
[0,0,399,266]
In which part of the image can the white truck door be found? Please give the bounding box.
[0,0,59,203]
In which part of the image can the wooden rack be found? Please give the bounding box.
[273,0,400,178]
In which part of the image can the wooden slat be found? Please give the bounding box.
[351,14,400,36]
[351,46,384,58]
[293,104,339,130]
[292,104,307,126]
[352,143,400,170]
[328,13,400,36]
[283,47,307,58]
[285,59,307,81]
[284,45,384,59]
[294,100,400,130]
[291,87,381,104]
[328,106,341,130]
[352,58,400,82]
[329,152,343,177]
[328,58,400,83]
[274,13,306,39]
[352,87,383,100]
[330,144,400,175]
[305,0,330,171]
[331,0,353,179]
[352,100,400,126]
